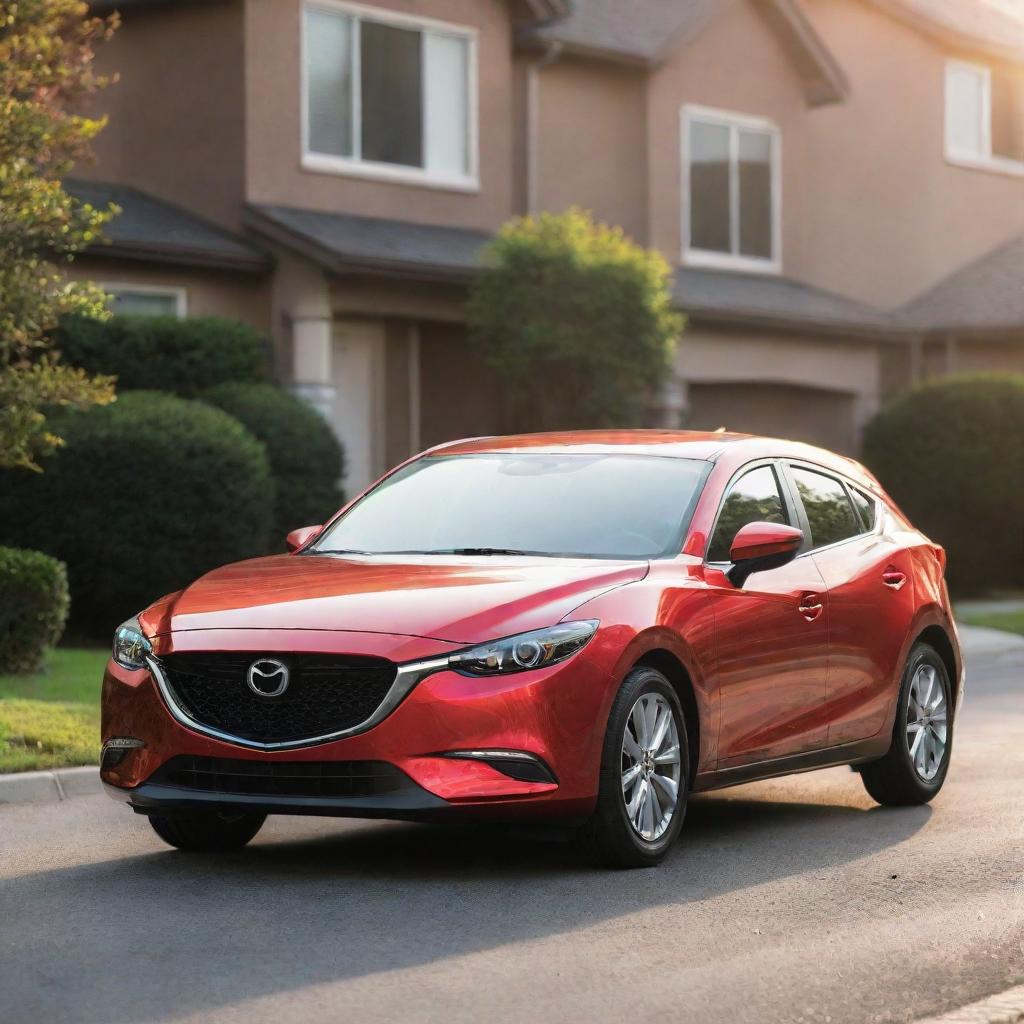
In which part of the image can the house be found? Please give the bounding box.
[68,0,1024,492]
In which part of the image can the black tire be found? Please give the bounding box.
[861,642,953,806]
[581,666,690,868]
[148,811,266,851]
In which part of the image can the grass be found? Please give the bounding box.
[958,610,1024,637]
[0,648,107,773]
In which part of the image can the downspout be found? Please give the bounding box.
[526,39,563,214]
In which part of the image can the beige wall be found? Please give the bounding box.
[534,57,648,242]
[65,258,272,332]
[645,0,810,272]
[802,0,1024,307]
[84,1,247,230]
[245,0,516,231]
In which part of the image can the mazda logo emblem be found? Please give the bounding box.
[247,658,289,698]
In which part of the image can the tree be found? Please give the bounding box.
[0,0,119,470]
[466,208,684,431]
[468,207,684,432]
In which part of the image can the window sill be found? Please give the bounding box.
[301,153,480,194]
[681,249,782,275]
[945,151,1024,179]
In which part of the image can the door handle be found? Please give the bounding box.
[882,567,907,591]
[798,593,823,622]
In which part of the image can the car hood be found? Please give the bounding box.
[140,553,647,644]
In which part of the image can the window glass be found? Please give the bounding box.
[311,454,708,560]
[849,487,876,531]
[689,120,731,254]
[360,20,422,167]
[707,465,788,563]
[306,8,354,157]
[424,33,470,174]
[738,129,772,258]
[107,290,181,317]
[946,62,986,157]
[791,468,860,550]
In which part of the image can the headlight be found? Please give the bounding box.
[448,620,599,676]
[112,617,153,670]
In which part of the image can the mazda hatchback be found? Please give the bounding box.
[101,431,962,867]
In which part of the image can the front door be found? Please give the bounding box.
[704,463,830,768]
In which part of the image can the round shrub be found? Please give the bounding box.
[0,547,70,673]
[54,315,269,397]
[0,392,275,638]
[202,383,345,540]
[862,373,1024,594]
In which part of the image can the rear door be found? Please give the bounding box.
[704,462,830,768]
[783,464,916,745]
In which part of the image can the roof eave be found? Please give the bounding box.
[81,238,272,274]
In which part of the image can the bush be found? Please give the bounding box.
[467,208,683,430]
[0,392,275,638]
[0,547,70,673]
[202,383,345,540]
[862,373,1024,594]
[55,315,269,397]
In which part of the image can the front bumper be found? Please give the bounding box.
[101,629,617,823]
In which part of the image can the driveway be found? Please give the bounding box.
[2,629,1022,1024]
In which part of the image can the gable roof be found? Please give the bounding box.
[68,179,270,272]
[899,234,1024,333]
[526,0,849,105]
[863,0,1024,63]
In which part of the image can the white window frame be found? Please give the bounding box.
[680,104,782,275]
[101,283,187,318]
[301,0,480,193]
[944,58,1024,179]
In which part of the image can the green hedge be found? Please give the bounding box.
[862,373,1024,593]
[0,547,70,673]
[0,392,275,638]
[202,383,344,541]
[55,315,269,397]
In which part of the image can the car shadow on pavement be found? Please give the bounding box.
[2,785,932,1024]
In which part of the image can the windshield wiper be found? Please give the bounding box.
[415,547,547,557]
[307,548,376,556]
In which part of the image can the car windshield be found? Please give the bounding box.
[310,453,709,560]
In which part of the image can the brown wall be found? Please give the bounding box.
[802,0,1024,307]
[65,258,272,333]
[535,57,648,242]
[245,0,516,231]
[84,0,246,230]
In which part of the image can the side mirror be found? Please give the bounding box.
[285,524,323,554]
[727,522,803,588]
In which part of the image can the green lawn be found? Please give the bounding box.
[0,648,107,773]
[958,610,1024,637]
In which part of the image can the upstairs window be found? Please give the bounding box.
[682,106,781,273]
[303,2,476,188]
[945,59,1024,174]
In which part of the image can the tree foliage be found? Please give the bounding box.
[466,208,683,431]
[0,0,119,470]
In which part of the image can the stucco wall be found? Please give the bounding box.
[245,0,516,231]
[83,1,247,230]
[802,0,1024,307]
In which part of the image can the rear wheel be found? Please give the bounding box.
[582,666,689,868]
[149,811,266,851]
[861,643,952,806]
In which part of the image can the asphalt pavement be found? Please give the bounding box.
[2,630,1022,1024]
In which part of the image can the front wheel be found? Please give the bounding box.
[582,666,689,868]
[860,642,953,806]
[149,810,266,851]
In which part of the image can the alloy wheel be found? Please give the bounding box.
[906,663,948,782]
[620,693,682,841]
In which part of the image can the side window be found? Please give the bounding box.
[849,486,876,531]
[707,465,788,562]
[790,467,861,550]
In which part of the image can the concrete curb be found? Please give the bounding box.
[915,983,1024,1023]
[0,765,100,806]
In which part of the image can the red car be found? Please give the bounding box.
[102,431,962,867]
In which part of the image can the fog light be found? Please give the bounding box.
[101,737,145,770]
[441,749,557,784]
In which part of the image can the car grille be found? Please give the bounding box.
[150,755,407,798]
[159,652,397,744]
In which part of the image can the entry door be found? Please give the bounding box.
[332,321,386,496]
[704,463,830,768]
